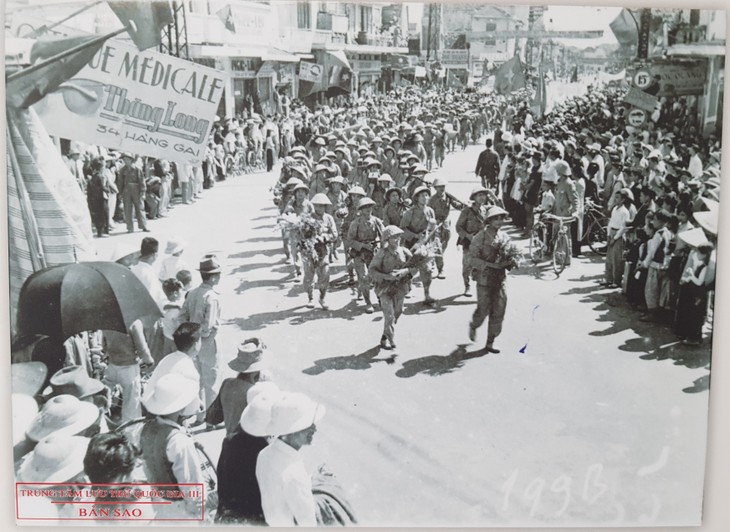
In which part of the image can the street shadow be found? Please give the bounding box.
[228,248,282,260]
[230,299,365,331]
[429,293,478,308]
[234,275,292,294]
[251,224,278,230]
[509,262,558,280]
[250,214,277,221]
[402,298,447,316]
[231,261,280,274]
[683,373,711,394]
[238,236,281,243]
[302,346,398,375]
[570,285,713,375]
[395,344,488,378]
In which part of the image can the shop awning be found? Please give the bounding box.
[191,44,300,62]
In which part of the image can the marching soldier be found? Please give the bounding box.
[342,186,367,286]
[382,187,406,227]
[467,206,512,353]
[455,187,490,296]
[302,194,338,310]
[400,186,437,305]
[283,182,314,279]
[368,226,417,350]
[346,197,384,314]
[428,177,454,279]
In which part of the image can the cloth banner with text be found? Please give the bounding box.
[32,40,227,165]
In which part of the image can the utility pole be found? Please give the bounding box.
[426,4,433,62]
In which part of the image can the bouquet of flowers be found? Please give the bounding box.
[296,215,329,262]
[379,239,441,299]
[492,233,522,270]
[335,206,348,219]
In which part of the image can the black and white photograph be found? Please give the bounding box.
[5,0,727,527]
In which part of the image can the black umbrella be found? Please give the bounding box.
[16,262,162,341]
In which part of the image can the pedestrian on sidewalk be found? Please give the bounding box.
[674,242,713,345]
[180,256,222,418]
[603,189,633,288]
[86,157,111,238]
[214,342,274,524]
[640,209,672,322]
[241,390,327,527]
[475,138,501,189]
[118,153,149,233]
[467,206,512,353]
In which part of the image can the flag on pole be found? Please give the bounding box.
[494,56,526,94]
[216,5,235,33]
[108,0,174,51]
[609,8,639,48]
[7,33,117,109]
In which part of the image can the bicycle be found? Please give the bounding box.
[529,212,575,275]
[582,199,610,255]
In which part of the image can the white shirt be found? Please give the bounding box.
[131,261,165,309]
[608,205,631,235]
[159,255,192,282]
[256,439,317,527]
[688,153,703,179]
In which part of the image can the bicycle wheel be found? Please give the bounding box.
[552,233,570,275]
[529,225,546,262]
[587,218,609,255]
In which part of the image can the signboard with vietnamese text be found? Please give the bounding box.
[651,61,707,96]
[32,40,227,165]
[299,62,323,82]
[441,49,469,67]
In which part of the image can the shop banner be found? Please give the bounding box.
[299,61,323,83]
[651,61,707,96]
[32,40,227,164]
[623,86,659,112]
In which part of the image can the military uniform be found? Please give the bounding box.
[284,198,315,274]
[400,205,437,298]
[346,214,384,309]
[301,211,338,307]
[369,245,413,347]
[428,191,452,276]
[455,204,488,292]
[468,226,509,348]
[382,202,405,227]
[118,163,148,233]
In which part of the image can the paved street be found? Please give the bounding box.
[96,143,711,527]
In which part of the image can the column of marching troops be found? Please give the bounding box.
[13,83,721,525]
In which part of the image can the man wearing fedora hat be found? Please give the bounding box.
[456,186,491,292]
[347,197,384,313]
[180,256,222,419]
[468,205,512,353]
[400,186,438,305]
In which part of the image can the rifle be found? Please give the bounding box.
[410,222,443,251]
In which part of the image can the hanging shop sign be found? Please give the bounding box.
[299,61,323,82]
[33,40,227,164]
[623,86,658,112]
